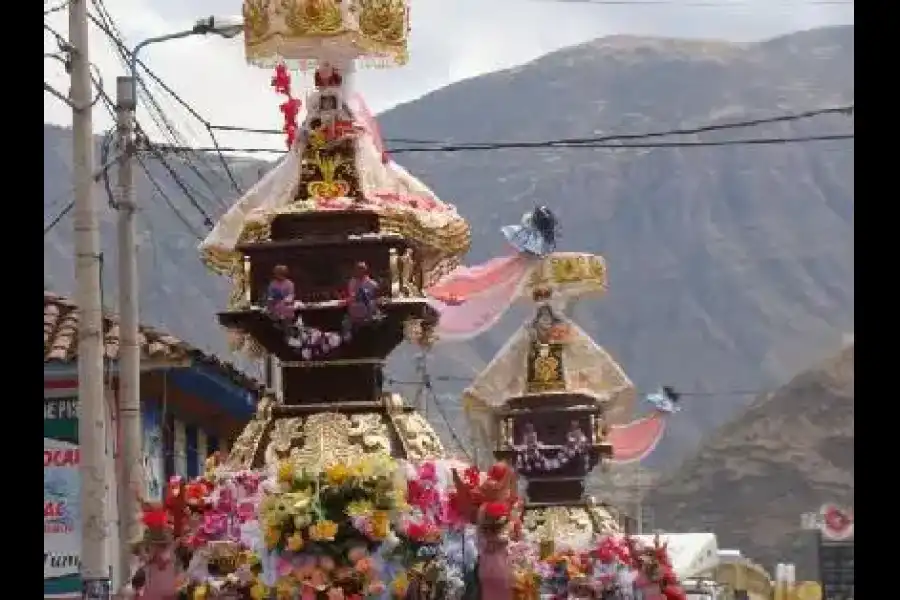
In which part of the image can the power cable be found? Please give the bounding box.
[390,133,854,153]
[45,0,69,15]
[91,67,210,240]
[387,373,776,398]
[154,133,854,157]
[409,356,475,463]
[45,202,75,236]
[49,22,212,242]
[86,4,244,197]
[89,3,236,215]
[205,103,852,147]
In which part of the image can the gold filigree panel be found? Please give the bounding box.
[522,504,621,546]
[224,396,275,471]
[242,0,410,68]
[391,411,446,461]
[263,412,393,470]
[524,253,608,300]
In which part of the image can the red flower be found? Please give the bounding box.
[462,466,480,488]
[406,522,427,540]
[487,463,508,482]
[142,508,168,530]
[270,64,291,95]
[483,502,509,520]
[407,479,424,504]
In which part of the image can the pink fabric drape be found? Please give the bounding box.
[349,93,388,163]
[608,412,668,464]
[426,254,535,342]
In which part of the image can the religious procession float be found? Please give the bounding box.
[126,2,686,598]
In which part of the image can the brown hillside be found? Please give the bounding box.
[642,344,853,578]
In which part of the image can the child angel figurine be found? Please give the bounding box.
[451,463,523,600]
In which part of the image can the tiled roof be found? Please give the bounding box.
[44,291,263,394]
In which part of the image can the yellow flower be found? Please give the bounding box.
[265,526,281,549]
[250,581,269,600]
[193,584,208,600]
[276,577,296,600]
[325,463,351,486]
[283,490,313,514]
[346,500,374,518]
[287,532,305,552]
[260,494,292,529]
[391,571,409,598]
[277,460,295,484]
[370,510,390,540]
[308,520,339,542]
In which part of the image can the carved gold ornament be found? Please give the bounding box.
[281,0,343,37]
[243,0,273,41]
[265,412,393,470]
[357,0,407,45]
[242,0,410,68]
[224,396,275,471]
[526,253,608,297]
[534,350,559,383]
[522,505,621,544]
[390,411,445,461]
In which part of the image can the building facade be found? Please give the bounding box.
[43,292,262,598]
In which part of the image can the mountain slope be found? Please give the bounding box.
[43,25,854,468]
[642,343,854,577]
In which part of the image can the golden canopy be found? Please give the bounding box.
[242,0,410,68]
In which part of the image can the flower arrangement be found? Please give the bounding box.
[506,534,688,600]
[125,460,689,600]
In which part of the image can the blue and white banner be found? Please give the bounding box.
[141,400,164,502]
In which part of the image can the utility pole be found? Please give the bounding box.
[69,0,112,598]
[115,75,143,588]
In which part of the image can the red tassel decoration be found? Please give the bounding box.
[271,63,301,149]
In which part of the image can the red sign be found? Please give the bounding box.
[820,504,853,540]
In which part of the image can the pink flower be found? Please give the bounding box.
[201,513,228,537]
[277,558,294,578]
[417,462,437,482]
[236,501,256,524]
[216,487,235,513]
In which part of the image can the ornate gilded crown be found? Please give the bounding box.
[532,286,553,302]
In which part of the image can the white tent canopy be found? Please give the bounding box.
[634,533,719,580]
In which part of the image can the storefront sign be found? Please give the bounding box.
[44,396,81,598]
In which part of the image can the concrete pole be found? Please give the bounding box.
[69,0,112,598]
[114,75,143,588]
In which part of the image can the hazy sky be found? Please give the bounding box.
[44,0,853,151]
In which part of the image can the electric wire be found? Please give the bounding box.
[408,357,475,463]
[386,373,775,398]
[88,2,236,213]
[206,103,852,148]
[154,133,854,157]
[94,71,211,240]
[44,202,75,236]
[44,19,217,240]
[89,19,219,233]
[44,0,69,16]
[86,3,244,197]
